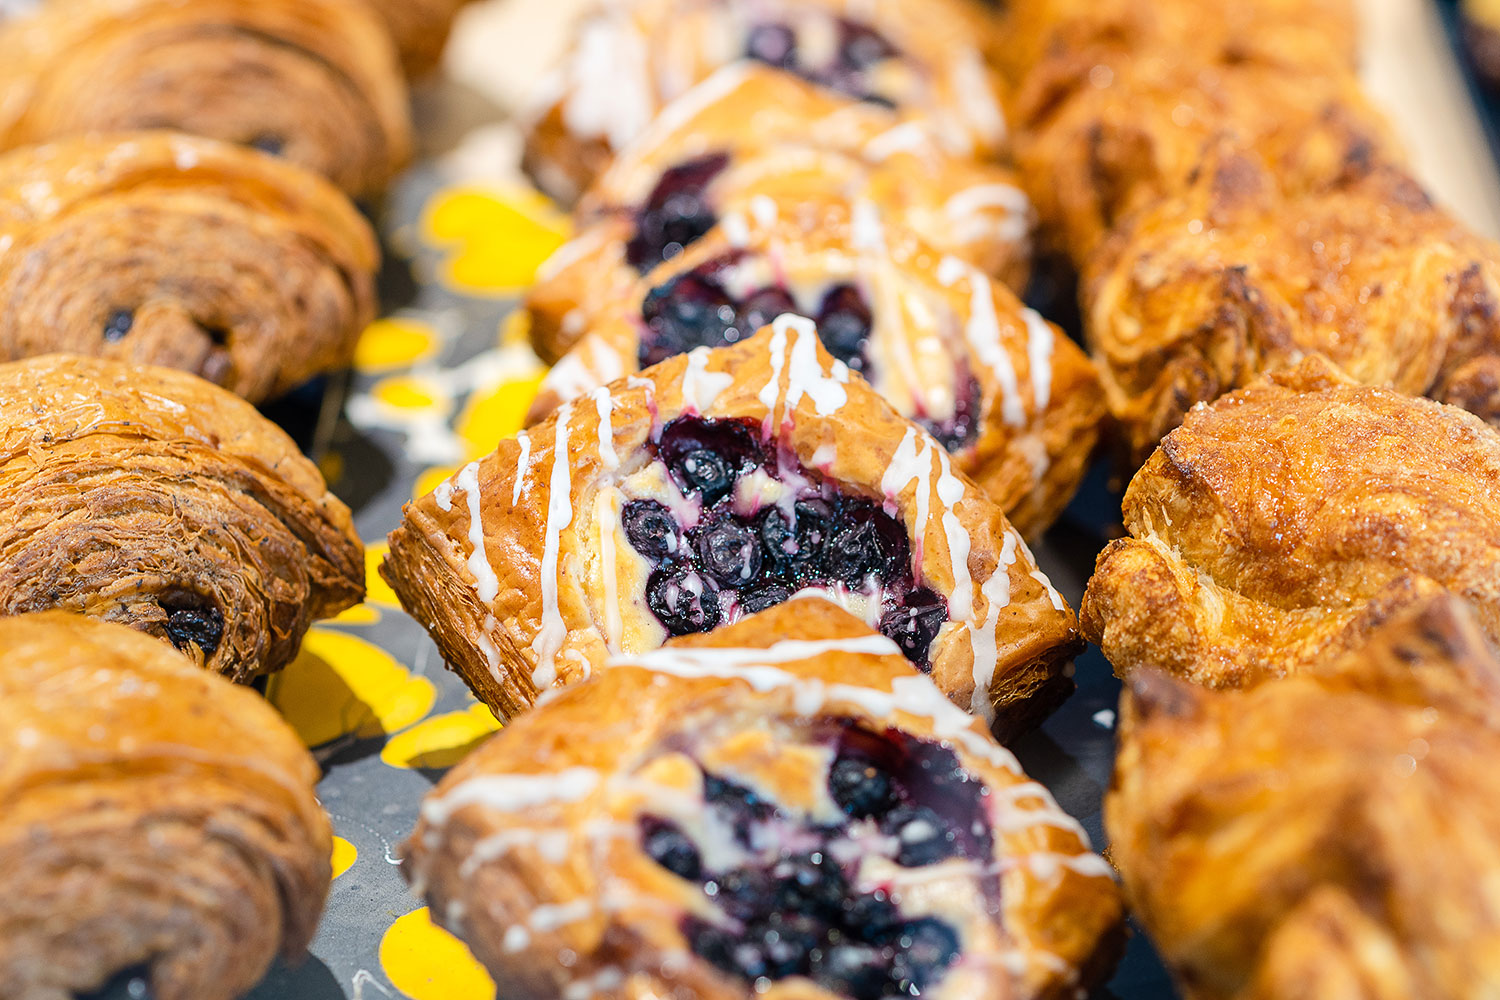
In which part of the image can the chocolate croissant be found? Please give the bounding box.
[384,319,1083,737]
[528,202,1099,538]
[404,600,1124,1000]
[0,611,332,1000]
[524,0,1006,203]
[1107,593,1500,1000]
[364,0,472,77]
[0,0,412,197]
[0,131,378,402]
[1080,357,1500,689]
[0,354,365,682]
[1082,151,1500,461]
[528,64,1034,356]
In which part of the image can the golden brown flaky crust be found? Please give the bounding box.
[1107,594,1500,1000]
[384,321,1082,734]
[528,65,1034,355]
[0,0,412,197]
[1080,357,1500,689]
[363,0,472,77]
[528,200,1098,538]
[0,355,365,681]
[1085,150,1500,463]
[0,131,378,403]
[0,612,332,1000]
[404,601,1123,1000]
[523,0,1006,203]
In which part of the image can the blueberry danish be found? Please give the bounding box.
[0,0,411,197]
[383,319,1082,736]
[0,132,377,402]
[403,601,1123,1000]
[523,0,1005,203]
[528,64,1033,358]
[527,202,1100,537]
[0,612,332,1000]
[0,355,365,681]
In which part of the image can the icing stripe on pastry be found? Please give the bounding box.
[531,401,577,691]
[971,532,1020,723]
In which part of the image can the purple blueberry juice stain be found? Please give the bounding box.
[627,416,947,663]
[637,720,987,997]
[743,17,903,107]
[916,373,983,453]
[626,153,731,273]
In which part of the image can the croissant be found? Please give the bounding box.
[1107,593,1500,1000]
[528,201,1098,539]
[0,611,332,1000]
[384,319,1082,737]
[0,354,365,682]
[528,64,1034,359]
[364,0,473,77]
[0,0,412,197]
[1083,151,1500,463]
[1080,357,1500,690]
[523,0,1006,203]
[0,131,378,403]
[404,600,1124,1000]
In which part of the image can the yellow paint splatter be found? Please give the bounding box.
[355,317,440,372]
[332,836,358,879]
[456,374,546,460]
[331,542,402,625]
[423,186,569,297]
[499,310,531,349]
[267,629,435,747]
[380,704,502,770]
[372,375,440,411]
[381,907,496,1000]
[414,466,458,502]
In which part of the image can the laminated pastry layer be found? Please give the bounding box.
[404,602,1123,1000]
[0,131,378,403]
[1107,595,1500,1000]
[1082,151,1500,462]
[0,354,365,681]
[0,612,332,1000]
[1080,357,1500,689]
[523,0,1006,203]
[384,318,1082,736]
[0,0,411,196]
[528,204,1099,538]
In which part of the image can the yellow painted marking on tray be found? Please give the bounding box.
[423,186,570,296]
[380,704,503,770]
[414,465,458,502]
[355,317,440,372]
[499,309,531,348]
[372,375,440,411]
[319,451,345,487]
[268,629,435,747]
[456,374,546,460]
[332,836,358,879]
[381,907,497,1000]
[331,542,401,624]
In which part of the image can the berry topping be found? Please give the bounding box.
[163,603,224,656]
[745,23,798,69]
[695,518,763,586]
[879,588,948,663]
[623,499,679,559]
[815,284,874,373]
[742,17,902,106]
[917,373,983,453]
[828,755,897,819]
[626,153,730,273]
[640,817,703,881]
[646,566,720,635]
[102,309,134,343]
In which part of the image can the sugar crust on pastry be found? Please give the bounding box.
[404,600,1124,1000]
[383,318,1082,737]
[1080,357,1500,689]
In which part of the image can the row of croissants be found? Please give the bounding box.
[1,2,1500,1000]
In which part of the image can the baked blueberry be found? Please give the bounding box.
[810,942,894,1000]
[640,817,703,881]
[736,286,799,335]
[879,588,948,664]
[163,603,224,655]
[622,499,679,560]
[645,567,720,636]
[655,416,763,504]
[815,284,873,372]
[828,753,897,819]
[102,309,134,343]
[745,23,797,68]
[919,374,983,452]
[882,803,962,867]
[739,582,793,614]
[696,518,762,585]
[640,271,740,368]
[771,851,848,920]
[887,918,961,993]
[626,153,730,273]
[837,20,898,72]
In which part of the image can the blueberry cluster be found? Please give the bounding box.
[744,18,901,107]
[916,372,983,454]
[637,723,992,998]
[622,417,948,663]
[639,259,874,372]
[625,152,730,273]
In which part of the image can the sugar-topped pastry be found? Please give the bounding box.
[403,601,1124,1000]
[383,319,1081,738]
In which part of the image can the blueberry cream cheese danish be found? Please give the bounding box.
[0,355,364,682]
[383,319,1082,735]
[0,132,378,402]
[0,0,412,197]
[527,204,1100,538]
[0,612,332,1000]
[523,0,1006,203]
[528,64,1034,357]
[402,602,1124,1000]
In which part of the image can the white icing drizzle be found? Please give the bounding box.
[450,461,499,603]
[513,431,532,506]
[531,402,577,691]
[953,51,1007,145]
[880,428,932,564]
[720,210,751,247]
[476,615,506,685]
[680,347,734,413]
[561,15,654,151]
[422,767,601,827]
[933,448,973,621]
[862,121,931,161]
[748,194,778,227]
[851,198,886,252]
[944,184,1032,244]
[1031,567,1067,611]
[969,532,1019,722]
[763,314,850,425]
[617,63,754,161]
[1022,308,1055,413]
[596,491,623,654]
[593,389,618,472]
[958,264,1026,427]
[564,969,625,1000]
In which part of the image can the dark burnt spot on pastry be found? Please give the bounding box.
[917,373,982,452]
[162,601,225,656]
[743,18,902,106]
[814,285,874,374]
[627,416,947,662]
[102,309,135,343]
[641,721,979,997]
[626,153,731,273]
